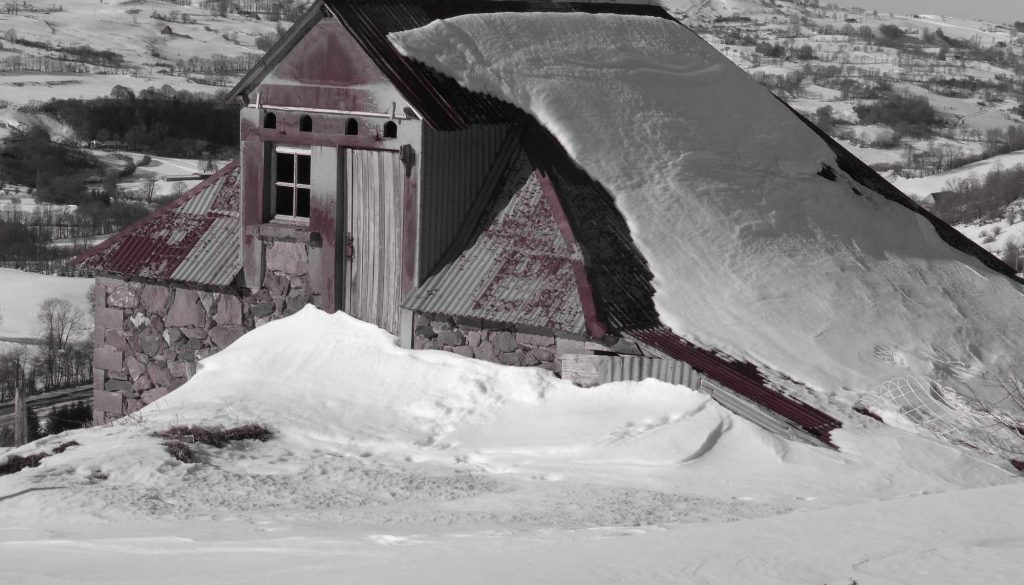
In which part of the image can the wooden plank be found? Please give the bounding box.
[345,149,403,333]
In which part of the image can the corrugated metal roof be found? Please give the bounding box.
[72,161,242,288]
[405,148,587,332]
[627,327,842,445]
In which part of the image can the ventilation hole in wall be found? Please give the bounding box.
[263,112,276,129]
[299,115,313,132]
[383,121,398,139]
[345,118,358,135]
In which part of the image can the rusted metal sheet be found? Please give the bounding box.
[627,327,841,445]
[404,149,587,334]
[345,149,404,333]
[73,162,243,288]
[418,124,513,278]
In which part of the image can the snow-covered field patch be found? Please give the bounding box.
[0,268,93,339]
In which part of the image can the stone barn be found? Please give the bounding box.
[74,0,1019,446]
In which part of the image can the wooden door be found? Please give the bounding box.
[343,149,403,334]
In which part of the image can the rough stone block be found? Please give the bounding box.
[453,316,481,331]
[437,330,466,347]
[492,331,518,353]
[107,369,129,381]
[96,307,125,331]
[107,285,140,309]
[196,348,216,360]
[530,348,556,362]
[163,327,184,346]
[94,390,125,414]
[185,338,205,350]
[149,315,164,333]
[499,351,525,367]
[430,319,453,332]
[415,325,436,340]
[169,377,187,389]
[141,387,171,404]
[141,285,172,316]
[105,379,133,394]
[210,324,246,348]
[126,356,146,380]
[251,302,275,318]
[182,327,207,340]
[168,360,189,379]
[214,294,243,326]
[94,347,124,372]
[264,272,290,296]
[516,332,555,348]
[523,353,541,367]
[266,241,308,275]
[141,332,167,357]
[465,331,483,347]
[255,316,274,328]
[132,374,153,392]
[104,330,130,352]
[284,290,310,315]
[165,289,205,327]
[128,312,151,330]
[555,337,587,355]
[198,291,217,313]
[414,313,431,328]
[147,362,174,387]
[475,341,498,363]
[451,345,474,358]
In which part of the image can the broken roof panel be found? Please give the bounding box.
[72,162,242,288]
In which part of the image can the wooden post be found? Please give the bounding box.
[13,382,27,447]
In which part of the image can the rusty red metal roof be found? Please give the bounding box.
[72,162,242,288]
[628,328,842,445]
[404,147,587,332]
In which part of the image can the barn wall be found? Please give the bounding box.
[238,105,423,310]
[418,124,515,280]
[91,276,313,424]
[410,311,581,374]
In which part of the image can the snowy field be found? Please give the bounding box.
[0,268,93,340]
[1,308,1021,584]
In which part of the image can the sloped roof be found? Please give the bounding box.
[404,145,588,333]
[229,0,674,130]
[72,162,242,288]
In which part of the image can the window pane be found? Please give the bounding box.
[297,154,311,185]
[296,188,311,218]
[276,152,294,183]
[276,185,293,216]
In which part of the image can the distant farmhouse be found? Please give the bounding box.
[74,0,1016,446]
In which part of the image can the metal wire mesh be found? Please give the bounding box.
[859,376,1024,461]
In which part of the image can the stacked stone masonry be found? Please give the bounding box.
[92,258,313,423]
[412,313,565,373]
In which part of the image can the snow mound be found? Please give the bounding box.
[2,307,1013,532]
[389,13,1024,406]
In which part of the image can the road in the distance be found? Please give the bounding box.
[0,384,92,430]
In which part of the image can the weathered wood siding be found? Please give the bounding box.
[345,149,404,333]
[309,145,345,310]
[418,124,513,280]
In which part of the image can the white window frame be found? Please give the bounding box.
[272,145,312,222]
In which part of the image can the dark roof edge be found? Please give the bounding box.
[70,161,241,269]
[92,270,244,295]
[224,2,328,102]
[779,96,1023,285]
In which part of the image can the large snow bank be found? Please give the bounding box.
[389,14,1024,404]
[1,307,1019,584]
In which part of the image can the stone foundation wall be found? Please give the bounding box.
[92,270,312,424]
[411,313,575,374]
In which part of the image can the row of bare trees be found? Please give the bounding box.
[0,297,91,403]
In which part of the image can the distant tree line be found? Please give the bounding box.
[39,85,240,158]
[931,164,1024,225]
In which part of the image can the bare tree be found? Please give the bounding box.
[37,297,85,352]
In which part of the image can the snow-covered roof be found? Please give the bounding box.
[72,162,242,288]
[390,12,1024,401]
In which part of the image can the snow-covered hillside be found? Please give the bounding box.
[1,307,1020,584]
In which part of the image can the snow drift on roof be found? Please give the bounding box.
[390,13,1024,402]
